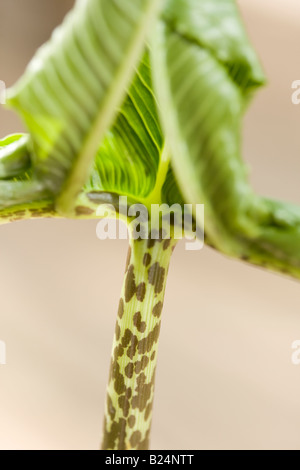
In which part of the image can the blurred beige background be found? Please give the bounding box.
[0,0,300,450]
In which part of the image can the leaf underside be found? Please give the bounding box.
[151,0,300,277]
[1,0,300,279]
[6,0,164,212]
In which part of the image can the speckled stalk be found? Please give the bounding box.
[102,234,177,450]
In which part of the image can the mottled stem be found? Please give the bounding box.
[102,235,177,450]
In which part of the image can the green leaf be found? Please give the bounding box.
[0,134,50,208]
[85,52,183,209]
[0,134,31,178]
[7,0,163,214]
[151,0,300,277]
[85,54,162,201]
[162,0,265,100]
[1,51,182,213]
[151,10,264,252]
